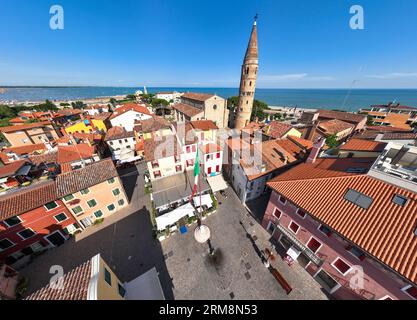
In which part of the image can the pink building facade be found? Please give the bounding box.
[262,190,417,300]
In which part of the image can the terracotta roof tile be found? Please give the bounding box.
[26,259,92,300]
[0,181,57,221]
[381,132,417,140]
[181,92,215,101]
[57,144,96,164]
[56,159,118,197]
[366,126,411,132]
[104,126,134,141]
[110,104,151,120]
[318,109,367,124]
[0,160,28,179]
[268,166,417,284]
[136,116,171,133]
[3,143,47,156]
[340,139,387,152]
[172,103,204,118]
[144,135,183,162]
[0,121,52,133]
[92,112,112,121]
[263,121,293,139]
[318,119,354,135]
[29,152,58,165]
[190,120,218,131]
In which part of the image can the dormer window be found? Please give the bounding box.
[393,194,408,207]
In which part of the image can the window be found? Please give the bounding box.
[0,239,14,251]
[346,245,366,261]
[208,167,212,175]
[54,213,68,222]
[402,285,417,300]
[63,194,75,202]
[124,139,128,143]
[344,189,373,210]
[87,199,98,208]
[288,221,300,234]
[393,195,408,207]
[109,141,113,146]
[112,189,121,196]
[279,195,287,205]
[45,202,58,210]
[273,208,282,219]
[216,165,220,172]
[213,104,217,110]
[72,206,84,215]
[176,165,182,172]
[216,152,221,159]
[18,228,36,240]
[80,188,90,195]
[118,199,125,206]
[332,258,352,275]
[154,170,161,178]
[107,204,116,212]
[175,155,181,163]
[186,146,191,153]
[94,210,103,218]
[104,268,112,286]
[4,216,22,228]
[151,160,159,169]
[296,209,306,219]
[118,283,126,297]
[318,224,332,237]
[108,178,115,184]
[307,237,322,253]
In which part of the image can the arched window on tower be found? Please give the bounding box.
[249,81,252,87]
[246,67,249,75]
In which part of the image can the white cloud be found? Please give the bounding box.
[366,72,417,80]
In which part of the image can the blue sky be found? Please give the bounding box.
[0,0,416,88]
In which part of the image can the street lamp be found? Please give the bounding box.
[194,224,215,255]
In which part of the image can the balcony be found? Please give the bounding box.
[273,221,324,266]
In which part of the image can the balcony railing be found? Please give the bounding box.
[273,221,324,266]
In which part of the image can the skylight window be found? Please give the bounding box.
[392,195,408,207]
[344,189,373,210]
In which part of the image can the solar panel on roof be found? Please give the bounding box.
[344,189,373,210]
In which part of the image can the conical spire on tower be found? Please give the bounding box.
[244,19,258,62]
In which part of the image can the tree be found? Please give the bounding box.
[126,94,137,101]
[0,105,17,119]
[71,101,86,109]
[227,96,270,121]
[326,135,339,149]
[60,102,71,107]
[367,115,374,126]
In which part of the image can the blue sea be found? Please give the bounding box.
[1,87,417,111]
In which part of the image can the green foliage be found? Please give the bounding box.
[71,101,86,109]
[367,115,375,126]
[93,218,105,226]
[140,93,155,103]
[0,104,17,118]
[227,96,270,121]
[60,102,71,107]
[325,134,339,149]
[150,98,169,107]
[126,94,137,100]
[15,277,28,299]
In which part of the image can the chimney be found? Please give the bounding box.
[306,138,325,164]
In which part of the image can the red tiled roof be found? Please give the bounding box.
[287,135,314,150]
[135,116,171,133]
[104,126,134,141]
[26,259,92,300]
[318,110,367,124]
[56,159,118,197]
[172,103,203,118]
[174,122,198,145]
[263,121,293,139]
[144,135,183,162]
[29,152,58,166]
[268,167,417,284]
[110,103,151,120]
[92,112,112,121]
[190,120,219,131]
[318,119,354,135]
[381,132,417,140]
[0,160,27,179]
[339,139,387,152]
[366,126,411,132]
[3,143,47,156]
[0,121,52,133]
[0,181,57,221]
[181,92,215,102]
[57,144,95,164]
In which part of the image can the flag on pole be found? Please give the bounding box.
[190,148,200,200]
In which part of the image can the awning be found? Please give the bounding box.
[193,193,213,208]
[117,155,142,164]
[206,174,228,193]
[156,202,195,231]
[124,267,165,300]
